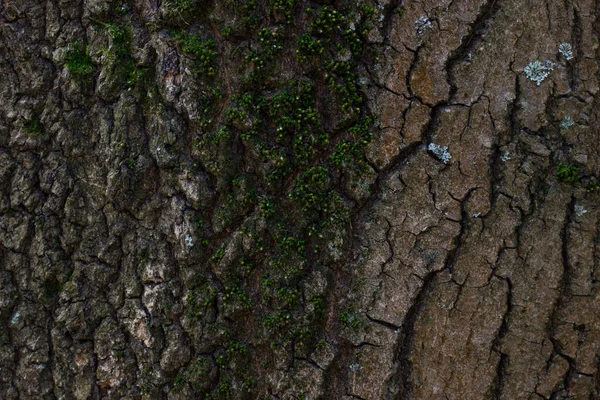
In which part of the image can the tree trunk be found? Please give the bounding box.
[1,0,599,398]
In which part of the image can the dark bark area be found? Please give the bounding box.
[1,0,600,399]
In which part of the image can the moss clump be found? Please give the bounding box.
[65,41,95,84]
[268,0,300,23]
[296,33,324,63]
[244,27,284,81]
[587,178,600,193]
[556,162,580,185]
[106,23,137,83]
[164,0,202,20]
[340,306,364,330]
[173,30,218,77]
[91,18,148,89]
[289,166,331,216]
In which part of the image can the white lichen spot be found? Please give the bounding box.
[575,204,588,217]
[428,143,452,164]
[185,234,193,248]
[349,363,364,372]
[558,43,573,60]
[10,311,21,325]
[501,151,511,162]
[415,16,432,34]
[524,60,555,86]
[560,116,575,129]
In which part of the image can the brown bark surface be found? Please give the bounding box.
[1,0,600,398]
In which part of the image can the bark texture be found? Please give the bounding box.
[1,0,600,399]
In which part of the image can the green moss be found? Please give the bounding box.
[296,33,324,63]
[311,6,345,36]
[65,41,95,84]
[207,379,234,399]
[164,0,201,19]
[221,26,233,39]
[269,0,300,23]
[210,248,225,264]
[259,198,275,218]
[177,2,378,395]
[556,162,580,185]
[173,356,213,394]
[187,284,217,320]
[340,306,363,330]
[244,27,284,80]
[289,166,331,215]
[587,178,600,193]
[106,23,138,85]
[215,342,248,368]
[173,30,218,77]
[91,18,147,89]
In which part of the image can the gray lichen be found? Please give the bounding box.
[558,43,573,61]
[575,204,588,217]
[428,143,452,164]
[524,60,555,86]
[415,16,433,35]
[560,116,575,129]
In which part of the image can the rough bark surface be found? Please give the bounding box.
[2,0,600,399]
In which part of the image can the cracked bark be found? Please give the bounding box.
[2,0,600,399]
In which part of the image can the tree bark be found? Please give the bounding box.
[1,0,600,399]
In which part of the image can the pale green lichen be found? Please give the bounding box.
[428,143,451,164]
[558,43,573,61]
[560,116,574,129]
[415,16,432,34]
[524,60,555,86]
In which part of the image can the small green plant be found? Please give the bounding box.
[173,31,218,76]
[106,23,137,85]
[556,162,580,185]
[257,28,283,58]
[289,166,331,215]
[587,178,600,193]
[90,18,146,89]
[164,0,200,19]
[65,41,95,83]
[221,26,233,39]
[207,379,234,399]
[259,199,275,218]
[296,33,324,63]
[269,0,300,23]
[215,342,248,368]
[210,248,225,264]
[312,6,345,35]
